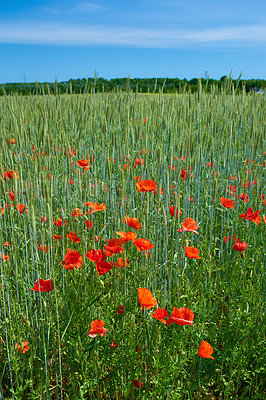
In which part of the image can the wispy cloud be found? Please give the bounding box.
[43,2,107,15]
[75,2,107,12]
[0,22,265,47]
[156,1,188,6]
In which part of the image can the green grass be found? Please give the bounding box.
[0,88,265,400]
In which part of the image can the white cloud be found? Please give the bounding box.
[0,22,265,47]
[43,2,107,15]
[75,2,107,12]
[156,1,189,6]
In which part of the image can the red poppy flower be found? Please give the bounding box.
[104,239,124,256]
[233,239,247,254]
[117,304,124,315]
[3,242,11,246]
[8,189,15,201]
[62,249,83,270]
[53,234,61,241]
[15,340,30,353]
[38,244,50,253]
[220,197,235,209]
[77,159,91,170]
[1,254,9,261]
[116,231,137,242]
[110,341,118,348]
[88,319,108,338]
[133,380,144,388]
[135,158,144,167]
[85,249,106,263]
[223,235,237,243]
[133,238,155,252]
[0,207,5,215]
[198,340,214,359]
[115,258,130,268]
[30,279,54,292]
[238,193,250,203]
[185,246,201,259]
[166,307,194,327]
[84,220,94,230]
[169,206,182,217]
[95,261,113,276]
[177,218,200,234]
[84,202,106,213]
[137,288,157,310]
[54,218,68,227]
[71,208,83,217]
[242,180,256,188]
[136,179,158,192]
[122,215,143,230]
[151,308,168,324]
[239,207,261,225]
[226,185,237,196]
[67,231,81,243]
[16,203,27,213]
[41,216,47,223]
[181,169,187,181]
[3,170,19,180]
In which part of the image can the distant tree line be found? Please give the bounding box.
[0,76,265,96]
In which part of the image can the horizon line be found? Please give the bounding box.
[2,75,266,85]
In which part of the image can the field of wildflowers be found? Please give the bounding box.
[0,87,265,399]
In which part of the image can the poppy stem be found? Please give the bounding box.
[120,261,127,375]
[143,310,150,385]
[197,357,202,398]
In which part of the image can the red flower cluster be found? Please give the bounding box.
[239,207,261,225]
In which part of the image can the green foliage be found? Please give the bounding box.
[0,88,265,399]
[0,76,265,96]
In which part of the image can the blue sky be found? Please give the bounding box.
[0,0,266,83]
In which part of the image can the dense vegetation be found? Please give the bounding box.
[0,87,265,399]
[0,75,265,96]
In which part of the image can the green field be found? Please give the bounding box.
[0,87,265,399]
